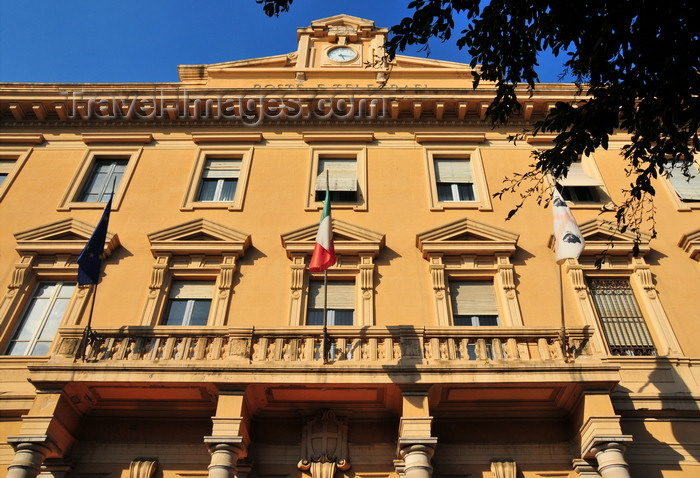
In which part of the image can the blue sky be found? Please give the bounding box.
[0,0,569,84]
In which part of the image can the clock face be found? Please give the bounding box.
[327,46,357,63]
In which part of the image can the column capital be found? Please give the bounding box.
[204,437,247,478]
[397,437,437,458]
[582,435,632,459]
[397,440,437,478]
[590,442,631,478]
[7,435,59,455]
[204,435,246,452]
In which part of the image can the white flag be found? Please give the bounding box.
[552,189,585,263]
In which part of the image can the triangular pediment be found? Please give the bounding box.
[548,219,651,256]
[148,218,251,256]
[281,218,385,257]
[417,218,519,258]
[14,218,119,256]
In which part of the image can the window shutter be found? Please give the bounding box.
[308,280,355,309]
[316,159,357,191]
[434,158,473,183]
[202,159,241,179]
[588,279,655,353]
[557,160,603,187]
[666,161,700,200]
[450,281,499,315]
[169,281,213,299]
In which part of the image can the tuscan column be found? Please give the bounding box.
[396,389,437,478]
[204,389,249,478]
[6,390,78,478]
[591,443,630,478]
[6,441,52,478]
[575,391,632,478]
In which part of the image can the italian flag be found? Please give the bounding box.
[309,191,336,272]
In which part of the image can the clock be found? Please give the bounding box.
[327,46,358,63]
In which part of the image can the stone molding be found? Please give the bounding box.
[129,458,158,478]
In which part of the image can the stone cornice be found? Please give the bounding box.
[281,218,385,257]
[416,218,519,258]
[14,218,119,257]
[0,85,584,125]
[678,228,700,260]
[148,218,251,256]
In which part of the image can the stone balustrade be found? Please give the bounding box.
[53,326,593,364]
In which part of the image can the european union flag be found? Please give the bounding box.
[77,196,112,285]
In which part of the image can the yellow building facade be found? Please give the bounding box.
[0,15,699,478]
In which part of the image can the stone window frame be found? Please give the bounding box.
[0,147,33,202]
[140,218,251,327]
[180,144,255,212]
[0,218,119,355]
[423,146,492,211]
[555,219,683,357]
[281,218,385,326]
[57,146,144,212]
[304,143,369,212]
[416,218,523,327]
[661,157,700,211]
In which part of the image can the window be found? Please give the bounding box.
[416,218,522,326]
[305,145,368,211]
[306,280,355,326]
[0,160,14,186]
[196,158,240,202]
[555,157,608,205]
[665,160,700,202]
[434,158,476,202]
[282,218,384,326]
[142,218,251,326]
[0,148,32,202]
[449,280,500,326]
[181,145,254,211]
[58,146,143,211]
[587,279,656,356]
[1,219,119,358]
[162,281,213,326]
[314,158,358,203]
[424,148,492,211]
[79,158,127,202]
[4,282,76,356]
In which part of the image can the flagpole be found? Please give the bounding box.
[558,262,568,362]
[322,268,329,364]
[77,284,98,360]
[76,177,116,360]
[322,170,330,364]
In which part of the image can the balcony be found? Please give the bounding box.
[50,325,594,366]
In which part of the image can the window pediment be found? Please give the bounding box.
[548,219,651,257]
[14,218,119,256]
[148,218,251,256]
[416,218,519,258]
[281,218,385,258]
